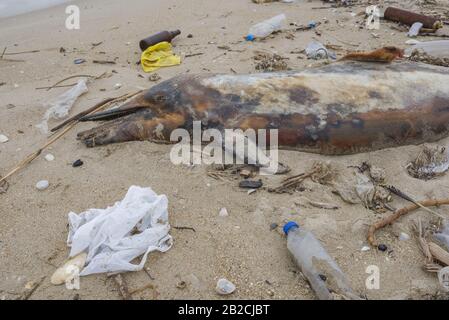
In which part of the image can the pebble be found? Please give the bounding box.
[219,207,229,217]
[36,180,49,190]
[72,159,84,167]
[361,246,371,252]
[0,134,8,143]
[216,278,236,295]
[114,83,122,90]
[377,244,388,252]
[239,179,263,189]
[270,223,278,231]
[399,232,410,241]
[45,154,55,162]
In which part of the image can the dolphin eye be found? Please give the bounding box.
[154,94,167,102]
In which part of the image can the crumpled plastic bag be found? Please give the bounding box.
[66,185,172,276]
[36,79,88,134]
[305,41,336,60]
[141,41,181,73]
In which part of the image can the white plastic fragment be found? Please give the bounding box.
[408,22,423,38]
[0,134,8,143]
[305,41,336,60]
[51,252,87,285]
[36,79,88,134]
[45,154,55,162]
[36,180,49,190]
[66,186,172,276]
[434,222,449,251]
[361,246,371,252]
[216,278,236,295]
[405,40,449,58]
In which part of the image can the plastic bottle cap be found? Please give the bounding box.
[245,34,255,41]
[283,221,299,235]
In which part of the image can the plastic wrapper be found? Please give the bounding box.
[66,186,172,276]
[36,79,88,134]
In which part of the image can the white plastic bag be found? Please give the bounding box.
[36,79,88,134]
[66,186,172,276]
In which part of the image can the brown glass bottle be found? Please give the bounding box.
[139,30,181,51]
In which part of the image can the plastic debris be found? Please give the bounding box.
[66,186,172,275]
[45,154,55,162]
[141,42,181,73]
[405,40,449,59]
[284,222,360,300]
[51,252,87,285]
[36,180,49,190]
[361,246,371,252]
[377,244,388,252]
[0,134,9,143]
[438,267,449,292]
[246,14,286,41]
[434,222,449,251]
[36,79,88,134]
[365,5,380,30]
[305,41,336,60]
[408,22,423,37]
[216,279,236,295]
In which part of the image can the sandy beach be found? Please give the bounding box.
[1,0,449,300]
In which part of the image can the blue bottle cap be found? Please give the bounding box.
[283,221,299,235]
[245,34,255,41]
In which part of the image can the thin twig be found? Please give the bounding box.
[173,226,196,232]
[113,274,132,300]
[0,47,6,59]
[3,50,40,55]
[367,198,449,246]
[45,74,97,91]
[382,185,445,219]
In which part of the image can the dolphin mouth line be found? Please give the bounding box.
[80,106,144,122]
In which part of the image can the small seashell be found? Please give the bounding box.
[219,208,229,217]
[45,154,55,162]
[0,134,9,143]
[216,278,236,295]
[36,180,49,190]
[361,246,371,252]
[399,232,410,241]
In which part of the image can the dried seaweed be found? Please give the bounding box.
[407,145,449,180]
[254,51,288,72]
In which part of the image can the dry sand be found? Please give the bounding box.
[1,0,449,300]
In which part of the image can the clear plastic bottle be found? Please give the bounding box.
[246,14,286,41]
[283,221,360,300]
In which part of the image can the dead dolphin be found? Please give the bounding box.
[77,62,449,155]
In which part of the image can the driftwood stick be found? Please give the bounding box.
[113,274,132,300]
[367,198,449,246]
[428,242,449,266]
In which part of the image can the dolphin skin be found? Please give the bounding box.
[77,62,449,155]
